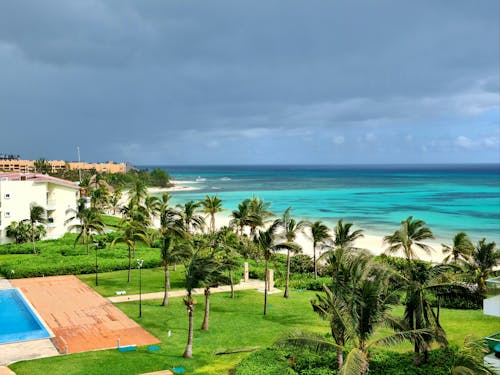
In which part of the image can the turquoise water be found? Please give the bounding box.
[0,289,50,344]
[144,165,500,243]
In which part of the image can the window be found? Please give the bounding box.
[5,212,11,218]
[4,193,11,199]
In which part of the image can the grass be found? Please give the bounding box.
[9,290,500,375]
[78,266,187,297]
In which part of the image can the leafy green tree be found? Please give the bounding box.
[277,207,307,298]
[68,208,105,255]
[149,168,171,187]
[5,221,31,244]
[34,158,52,174]
[200,195,223,233]
[26,203,47,254]
[182,250,219,358]
[442,232,474,264]
[333,218,364,249]
[309,220,331,279]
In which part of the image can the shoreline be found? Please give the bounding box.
[209,212,447,264]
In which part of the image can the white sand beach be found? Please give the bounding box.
[204,212,447,264]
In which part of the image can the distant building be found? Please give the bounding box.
[0,172,80,244]
[0,159,127,174]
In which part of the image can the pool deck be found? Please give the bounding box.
[11,275,160,354]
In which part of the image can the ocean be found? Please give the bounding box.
[141,164,500,244]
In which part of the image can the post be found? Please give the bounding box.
[267,269,274,291]
[244,262,249,282]
[95,242,99,286]
[137,259,144,318]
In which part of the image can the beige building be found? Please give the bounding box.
[0,173,80,244]
[0,159,127,174]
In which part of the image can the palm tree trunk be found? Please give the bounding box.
[183,297,194,358]
[263,258,268,315]
[284,249,291,298]
[127,246,131,283]
[211,213,215,233]
[201,287,210,330]
[313,241,317,279]
[162,263,169,306]
[32,223,36,254]
[229,270,234,299]
[336,336,344,370]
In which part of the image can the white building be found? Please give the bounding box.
[0,172,80,244]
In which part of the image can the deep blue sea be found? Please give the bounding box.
[141,165,500,244]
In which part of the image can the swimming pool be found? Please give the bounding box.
[0,289,51,344]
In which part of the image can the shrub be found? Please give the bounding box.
[235,347,297,375]
[290,254,314,274]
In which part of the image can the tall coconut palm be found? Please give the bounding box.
[230,199,249,236]
[200,195,223,233]
[277,207,307,298]
[111,220,148,282]
[333,219,364,249]
[309,221,331,279]
[179,200,205,234]
[442,231,474,264]
[214,227,241,299]
[384,217,439,366]
[157,202,190,306]
[26,204,46,254]
[68,208,105,255]
[144,194,161,223]
[384,216,434,261]
[182,250,219,358]
[248,196,273,239]
[282,250,430,374]
[128,179,148,207]
[109,187,123,215]
[463,238,499,294]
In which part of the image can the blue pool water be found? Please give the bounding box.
[0,289,51,344]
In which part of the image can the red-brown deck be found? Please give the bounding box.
[11,275,159,354]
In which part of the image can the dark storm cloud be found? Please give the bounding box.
[0,0,498,164]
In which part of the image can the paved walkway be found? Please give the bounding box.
[11,276,160,354]
[108,279,281,303]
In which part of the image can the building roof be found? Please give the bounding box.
[0,172,80,189]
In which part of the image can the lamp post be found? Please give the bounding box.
[93,241,99,286]
[137,259,144,318]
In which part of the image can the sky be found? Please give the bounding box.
[0,0,499,165]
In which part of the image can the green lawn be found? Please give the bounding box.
[78,266,187,297]
[9,290,500,375]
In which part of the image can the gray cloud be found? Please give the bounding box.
[0,0,498,164]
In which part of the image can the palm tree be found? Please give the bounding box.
[128,179,148,207]
[109,187,123,215]
[214,227,241,299]
[5,221,31,244]
[309,221,331,279]
[200,195,223,233]
[26,204,46,254]
[463,238,499,294]
[182,250,219,358]
[144,194,161,222]
[277,207,307,298]
[333,218,364,249]
[111,220,148,282]
[442,231,474,264]
[230,199,251,236]
[384,217,441,366]
[68,208,105,255]
[179,200,205,234]
[283,250,430,374]
[248,196,273,239]
[384,216,434,261]
[157,198,190,306]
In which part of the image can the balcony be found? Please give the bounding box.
[46,199,57,211]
